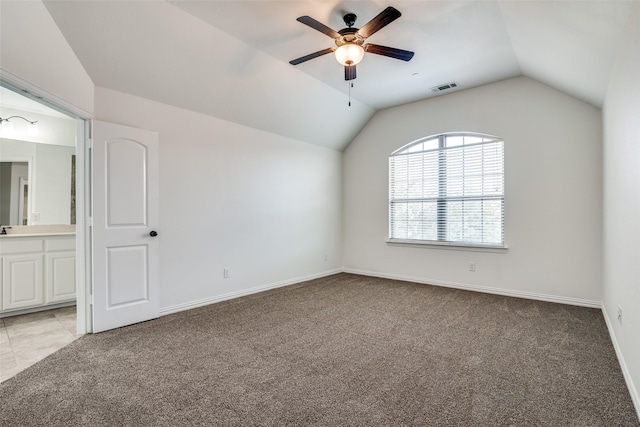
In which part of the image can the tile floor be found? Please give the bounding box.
[0,306,78,383]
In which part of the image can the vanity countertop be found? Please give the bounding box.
[0,225,76,238]
[0,232,76,238]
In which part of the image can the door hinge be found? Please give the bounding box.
[86,138,93,150]
[89,294,94,306]
[88,217,93,228]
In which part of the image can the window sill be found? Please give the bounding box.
[387,239,508,253]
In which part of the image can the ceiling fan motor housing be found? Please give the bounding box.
[336,28,364,47]
[336,12,364,47]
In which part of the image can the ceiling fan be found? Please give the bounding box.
[289,6,414,81]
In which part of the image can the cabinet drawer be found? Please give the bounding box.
[45,238,76,252]
[0,239,44,255]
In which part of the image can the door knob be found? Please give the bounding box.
[150,230,158,237]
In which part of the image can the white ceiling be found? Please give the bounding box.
[42,0,634,151]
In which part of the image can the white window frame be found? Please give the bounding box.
[388,132,506,250]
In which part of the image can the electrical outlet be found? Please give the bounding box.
[223,268,230,279]
[617,305,623,324]
[468,262,476,272]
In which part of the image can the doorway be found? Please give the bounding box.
[0,78,89,381]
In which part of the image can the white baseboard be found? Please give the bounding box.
[159,269,342,316]
[162,267,602,317]
[602,305,640,421]
[342,268,602,308]
[0,301,76,319]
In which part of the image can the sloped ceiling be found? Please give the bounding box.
[43,1,633,151]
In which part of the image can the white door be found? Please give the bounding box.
[92,121,159,333]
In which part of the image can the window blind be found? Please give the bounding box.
[389,133,504,247]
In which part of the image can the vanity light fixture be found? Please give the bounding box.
[0,115,39,136]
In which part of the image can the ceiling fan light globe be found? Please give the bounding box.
[335,44,364,66]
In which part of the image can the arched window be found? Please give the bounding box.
[389,132,504,248]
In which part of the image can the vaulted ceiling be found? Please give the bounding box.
[43,1,634,151]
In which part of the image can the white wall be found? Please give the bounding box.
[0,0,94,115]
[602,2,640,417]
[94,87,342,310]
[343,76,602,304]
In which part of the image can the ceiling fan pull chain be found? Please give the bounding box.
[348,81,354,107]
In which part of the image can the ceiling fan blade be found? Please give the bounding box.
[357,7,402,39]
[345,64,357,81]
[289,47,335,65]
[296,16,341,39]
[364,44,414,61]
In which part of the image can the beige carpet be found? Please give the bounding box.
[1,273,638,426]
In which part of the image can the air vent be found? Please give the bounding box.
[431,82,459,93]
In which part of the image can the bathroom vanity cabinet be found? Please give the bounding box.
[0,234,75,314]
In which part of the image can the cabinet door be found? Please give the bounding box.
[46,251,76,304]
[2,254,44,310]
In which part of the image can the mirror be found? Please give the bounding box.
[0,139,75,226]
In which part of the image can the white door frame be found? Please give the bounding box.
[1,70,93,334]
